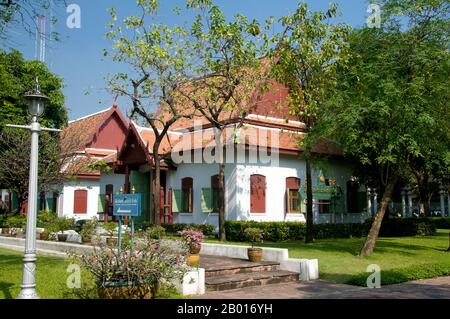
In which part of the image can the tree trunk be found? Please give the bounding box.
[305,158,314,243]
[215,127,226,241]
[359,181,396,257]
[218,162,226,241]
[153,142,161,226]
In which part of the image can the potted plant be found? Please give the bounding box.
[103,222,118,246]
[70,237,189,299]
[244,227,264,262]
[178,229,204,267]
[80,218,98,244]
[55,217,74,242]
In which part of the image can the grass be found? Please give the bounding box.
[205,229,450,286]
[0,248,187,299]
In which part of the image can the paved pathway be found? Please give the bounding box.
[198,276,450,299]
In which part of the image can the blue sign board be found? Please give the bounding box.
[113,194,142,217]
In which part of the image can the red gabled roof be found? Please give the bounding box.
[63,103,128,151]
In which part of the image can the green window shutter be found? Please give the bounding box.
[172,189,182,213]
[201,188,213,213]
[98,194,105,213]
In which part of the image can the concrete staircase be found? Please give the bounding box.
[200,255,299,292]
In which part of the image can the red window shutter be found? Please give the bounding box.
[286,177,300,190]
[74,190,88,214]
[250,174,266,213]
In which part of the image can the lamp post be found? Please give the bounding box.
[6,78,60,299]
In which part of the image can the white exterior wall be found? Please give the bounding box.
[166,162,237,229]
[57,180,100,220]
[99,173,125,194]
[166,153,356,228]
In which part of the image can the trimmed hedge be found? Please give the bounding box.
[225,218,437,242]
[431,217,450,229]
[161,223,215,236]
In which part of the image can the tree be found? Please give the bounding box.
[0,125,81,214]
[105,0,193,225]
[315,0,449,256]
[0,0,66,47]
[269,2,350,243]
[177,0,267,241]
[0,49,67,130]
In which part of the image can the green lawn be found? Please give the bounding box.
[205,229,450,285]
[0,248,185,299]
[2,231,450,298]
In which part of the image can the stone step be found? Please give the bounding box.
[200,255,280,277]
[205,270,299,292]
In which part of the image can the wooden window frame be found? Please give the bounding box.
[286,177,301,213]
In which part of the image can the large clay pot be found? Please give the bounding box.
[58,233,68,242]
[97,282,154,299]
[247,248,263,262]
[189,243,201,255]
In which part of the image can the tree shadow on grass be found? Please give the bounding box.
[0,282,15,299]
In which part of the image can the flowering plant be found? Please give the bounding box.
[178,229,204,247]
[69,237,189,298]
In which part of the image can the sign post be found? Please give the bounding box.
[113,194,142,253]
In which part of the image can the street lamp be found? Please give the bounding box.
[6,78,60,299]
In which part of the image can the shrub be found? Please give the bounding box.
[4,215,26,228]
[37,210,57,228]
[162,223,215,236]
[52,217,75,234]
[145,226,166,240]
[225,218,436,242]
[80,218,99,241]
[430,217,450,229]
[70,237,189,299]
[103,222,118,238]
[244,228,263,248]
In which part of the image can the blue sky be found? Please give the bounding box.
[5,0,372,121]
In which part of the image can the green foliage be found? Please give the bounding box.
[347,263,450,286]
[145,225,166,240]
[53,217,75,234]
[80,218,99,240]
[4,215,26,228]
[161,223,214,236]
[0,50,67,129]
[225,218,436,242]
[243,228,263,247]
[70,237,189,298]
[37,210,57,228]
[88,160,112,174]
[431,217,450,229]
[103,222,118,238]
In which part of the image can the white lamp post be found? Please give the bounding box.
[6,78,60,299]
